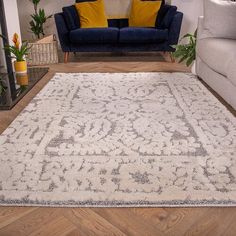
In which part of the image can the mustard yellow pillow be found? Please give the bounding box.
[129,0,162,27]
[75,0,108,28]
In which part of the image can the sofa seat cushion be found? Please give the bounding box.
[197,38,236,77]
[119,27,168,43]
[70,27,119,44]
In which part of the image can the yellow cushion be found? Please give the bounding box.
[129,0,162,27]
[75,0,108,28]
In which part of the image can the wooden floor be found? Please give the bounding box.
[0,53,236,236]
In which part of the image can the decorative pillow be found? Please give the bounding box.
[129,0,162,27]
[204,0,236,39]
[75,0,108,28]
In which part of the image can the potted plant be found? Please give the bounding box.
[172,30,197,74]
[4,33,31,74]
[26,0,58,66]
[29,0,52,39]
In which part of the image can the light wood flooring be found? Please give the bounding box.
[0,53,235,236]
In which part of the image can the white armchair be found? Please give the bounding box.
[196,0,236,110]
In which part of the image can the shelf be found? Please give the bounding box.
[0,67,48,110]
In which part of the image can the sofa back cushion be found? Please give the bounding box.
[204,0,236,39]
[62,6,80,30]
[108,19,128,28]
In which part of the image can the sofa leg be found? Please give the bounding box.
[169,52,175,63]
[64,52,69,63]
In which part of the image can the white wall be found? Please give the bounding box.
[3,0,22,41]
[17,0,75,41]
[172,0,203,38]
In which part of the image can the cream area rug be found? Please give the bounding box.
[0,73,236,207]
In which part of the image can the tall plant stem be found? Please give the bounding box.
[34,4,37,14]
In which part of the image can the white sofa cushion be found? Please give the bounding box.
[197,38,236,77]
[204,0,236,39]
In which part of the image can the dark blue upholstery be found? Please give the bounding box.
[156,5,177,29]
[54,3,183,56]
[119,27,168,44]
[54,13,70,52]
[70,27,119,44]
[108,19,129,28]
[168,11,183,45]
[62,6,80,30]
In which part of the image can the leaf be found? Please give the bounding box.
[179,54,189,63]
[186,55,195,67]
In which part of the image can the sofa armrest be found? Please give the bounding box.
[54,13,71,52]
[168,11,183,46]
[157,5,177,29]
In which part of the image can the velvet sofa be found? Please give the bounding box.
[54,2,183,63]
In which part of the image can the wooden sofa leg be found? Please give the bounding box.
[169,52,175,63]
[64,52,69,63]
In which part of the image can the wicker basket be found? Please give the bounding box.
[27,35,59,66]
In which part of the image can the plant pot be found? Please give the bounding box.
[191,60,197,75]
[16,74,29,86]
[14,61,27,74]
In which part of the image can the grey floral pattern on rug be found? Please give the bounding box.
[0,72,236,207]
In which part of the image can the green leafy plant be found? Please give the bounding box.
[4,33,31,62]
[172,30,197,67]
[29,0,52,39]
[0,77,7,96]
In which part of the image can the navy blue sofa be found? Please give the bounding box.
[54,2,183,63]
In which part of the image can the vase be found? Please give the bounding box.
[16,74,29,86]
[14,61,27,74]
[191,60,197,75]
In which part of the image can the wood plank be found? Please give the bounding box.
[28,215,76,236]
[183,208,236,236]
[151,208,208,236]
[64,229,87,236]
[62,208,127,236]
[0,208,62,236]
[0,207,37,229]
[93,208,164,236]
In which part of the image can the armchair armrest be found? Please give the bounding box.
[197,16,212,40]
[54,13,71,52]
[168,11,183,46]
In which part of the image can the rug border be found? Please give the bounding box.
[1,200,236,208]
